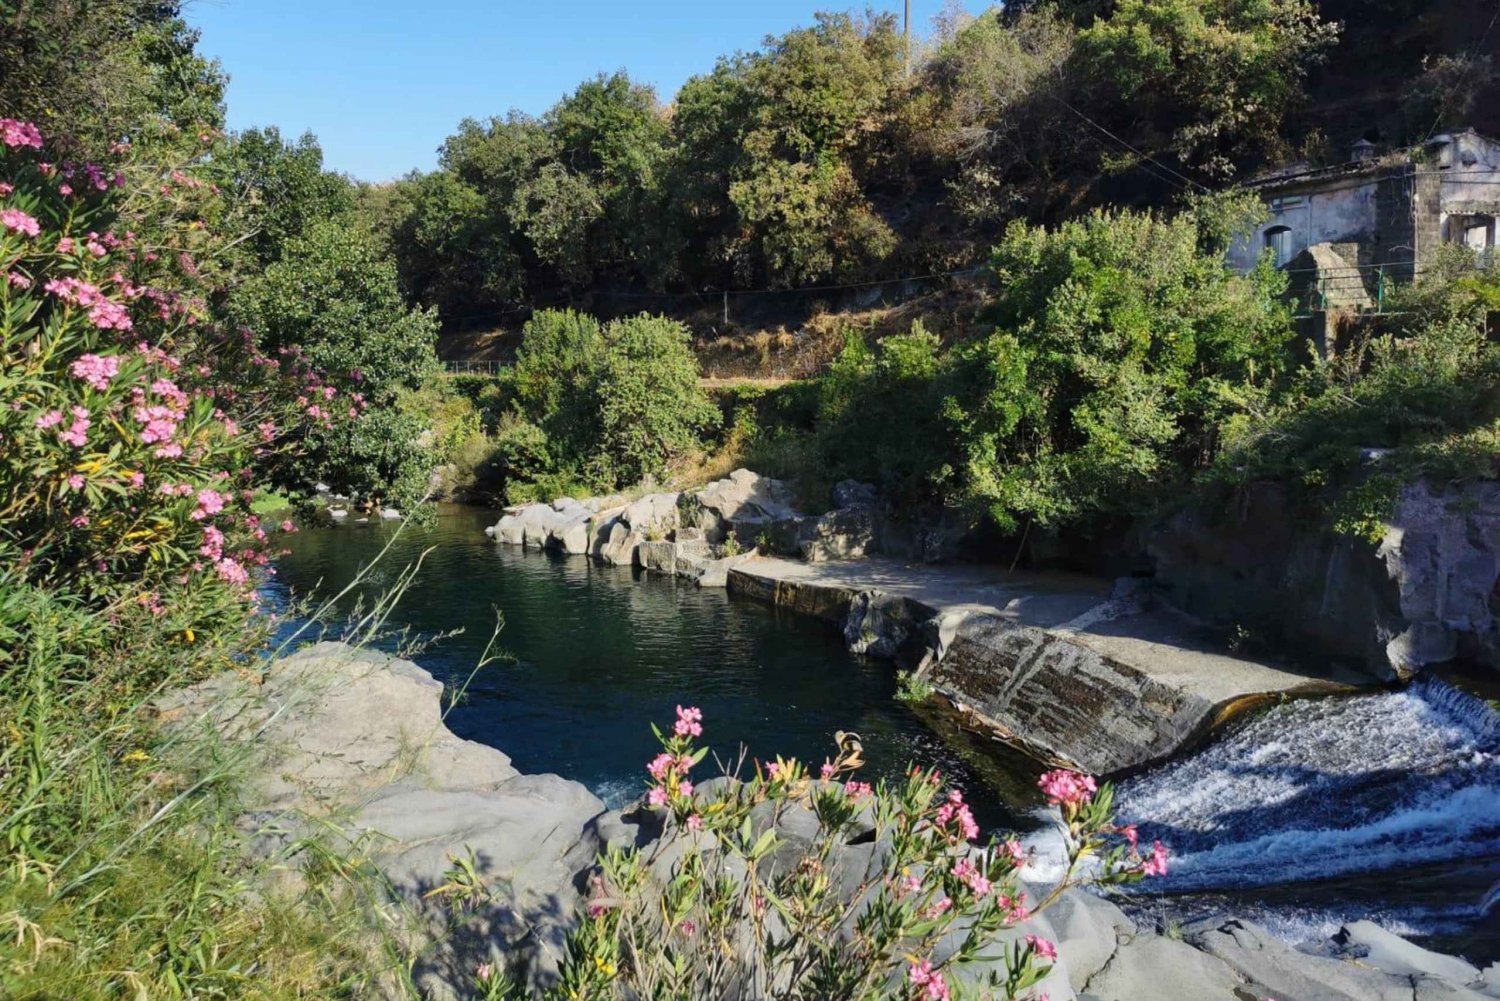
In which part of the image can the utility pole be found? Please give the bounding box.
[903,0,911,78]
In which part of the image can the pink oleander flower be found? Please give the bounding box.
[70,353,119,391]
[998,892,1030,923]
[924,897,952,919]
[935,788,980,842]
[686,814,702,831]
[280,519,297,533]
[58,183,73,197]
[646,752,674,781]
[952,858,992,898]
[673,704,703,738]
[1118,824,1139,851]
[70,514,89,527]
[1027,934,1058,962]
[765,761,782,779]
[0,208,39,238]
[56,237,75,254]
[843,780,872,799]
[1038,769,1098,809]
[57,407,90,448]
[677,781,693,797]
[35,409,62,430]
[1143,839,1169,877]
[214,557,249,586]
[475,962,493,981]
[6,271,30,288]
[907,960,951,1001]
[136,405,178,445]
[820,762,837,780]
[200,525,225,560]
[1003,839,1028,867]
[153,443,183,459]
[192,488,226,521]
[128,472,145,488]
[0,119,43,149]
[66,474,84,490]
[0,182,12,198]
[647,787,668,807]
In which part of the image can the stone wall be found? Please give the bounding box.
[1148,478,1500,679]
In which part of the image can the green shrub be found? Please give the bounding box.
[588,314,720,487]
[1206,267,1500,538]
[492,310,718,499]
[231,219,441,507]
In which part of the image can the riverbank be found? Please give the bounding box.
[176,641,1500,1000]
[488,470,1381,775]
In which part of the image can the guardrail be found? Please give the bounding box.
[441,360,505,376]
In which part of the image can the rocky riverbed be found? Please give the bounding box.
[166,642,1500,1000]
[488,470,1382,775]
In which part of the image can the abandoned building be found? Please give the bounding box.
[1227,128,1500,309]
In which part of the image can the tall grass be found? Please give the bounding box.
[0,533,439,999]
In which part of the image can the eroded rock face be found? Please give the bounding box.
[927,611,1211,774]
[1380,481,1500,674]
[1149,478,1500,679]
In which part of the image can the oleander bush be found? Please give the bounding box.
[530,707,1166,1001]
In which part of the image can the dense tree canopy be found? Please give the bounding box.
[365,1,1375,325]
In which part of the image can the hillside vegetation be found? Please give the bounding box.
[365,0,1500,330]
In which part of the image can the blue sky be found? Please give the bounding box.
[184,1,976,182]
[184,0,972,182]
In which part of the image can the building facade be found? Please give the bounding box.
[1227,130,1500,303]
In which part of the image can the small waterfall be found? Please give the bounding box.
[1114,679,1500,895]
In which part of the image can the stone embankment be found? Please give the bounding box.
[488,470,1378,775]
[170,643,1500,1001]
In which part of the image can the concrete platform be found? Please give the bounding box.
[728,556,1379,774]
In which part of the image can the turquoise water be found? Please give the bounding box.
[268,504,1043,826]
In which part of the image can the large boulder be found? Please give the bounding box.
[679,469,802,544]
[161,643,607,1000]
[547,506,594,555]
[622,491,681,536]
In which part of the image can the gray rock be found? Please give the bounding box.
[1149,477,1500,679]
[802,504,876,562]
[1328,921,1484,987]
[1187,917,1432,1001]
[1086,931,1247,1000]
[548,507,593,555]
[494,512,526,545]
[621,492,681,537]
[696,552,756,588]
[1048,891,1136,993]
[832,479,879,509]
[679,469,800,544]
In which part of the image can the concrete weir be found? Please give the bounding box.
[727,556,1378,776]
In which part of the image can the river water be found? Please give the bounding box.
[270,504,1500,964]
[267,504,1043,825]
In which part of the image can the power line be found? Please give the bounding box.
[1048,96,1210,193]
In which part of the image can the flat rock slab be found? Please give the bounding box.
[728,556,1376,774]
